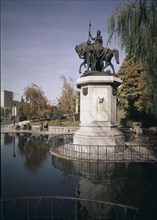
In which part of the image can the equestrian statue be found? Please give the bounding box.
[75,20,119,75]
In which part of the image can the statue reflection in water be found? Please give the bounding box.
[52,156,138,220]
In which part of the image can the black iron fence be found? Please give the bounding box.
[0,196,139,220]
[50,142,157,163]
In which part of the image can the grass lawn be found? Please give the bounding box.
[30,109,125,127]
[30,119,80,127]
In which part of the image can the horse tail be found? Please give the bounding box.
[113,49,119,64]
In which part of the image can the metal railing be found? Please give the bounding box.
[50,143,157,162]
[0,196,139,220]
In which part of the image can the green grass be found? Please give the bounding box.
[30,110,125,127]
[30,119,80,127]
[61,119,80,126]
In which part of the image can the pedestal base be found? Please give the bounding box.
[74,73,125,147]
[73,122,125,146]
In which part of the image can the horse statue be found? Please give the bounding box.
[75,41,119,74]
[75,42,96,74]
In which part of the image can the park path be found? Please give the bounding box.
[17,120,30,126]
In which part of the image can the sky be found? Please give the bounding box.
[1,0,126,104]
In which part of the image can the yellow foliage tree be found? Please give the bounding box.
[118,56,148,112]
[59,75,77,122]
[24,83,50,120]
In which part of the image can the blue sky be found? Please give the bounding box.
[1,0,125,103]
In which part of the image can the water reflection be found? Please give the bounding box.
[52,156,157,219]
[1,133,73,173]
[1,133,51,171]
[17,134,50,171]
[13,135,16,157]
[52,157,127,203]
[3,133,14,145]
[1,133,157,219]
[52,157,133,219]
[1,133,79,198]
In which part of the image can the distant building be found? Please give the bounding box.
[1,90,20,119]
[1,90,13,108]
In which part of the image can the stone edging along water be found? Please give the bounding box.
[1,124,79,134]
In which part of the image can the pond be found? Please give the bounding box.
[1,133,157,220]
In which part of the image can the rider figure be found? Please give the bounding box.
[90,30,103,45]
[86,40,94,52]
[89,30,103,57]
[85,40,96,71]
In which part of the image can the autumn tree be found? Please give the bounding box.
[108,0,157,118]
[118,56,150,123]
[23,83,50,120]
[18,96,28,121]
[59,75,77,122]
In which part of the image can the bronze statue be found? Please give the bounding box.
[89,29,103,57]
[75,20,120,74]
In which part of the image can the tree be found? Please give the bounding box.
[23,83,50,120]
[118,56,147,111]
[117,56,153,124]
[18,96,28,121]
[108,0,157,118]
[59,75,77,122]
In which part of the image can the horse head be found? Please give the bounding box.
[75,42,86,59]
[75,45,78,52]
[75,44,81,55]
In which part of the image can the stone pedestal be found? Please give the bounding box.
[73,72,125,145]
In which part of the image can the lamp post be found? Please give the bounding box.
[58,102,61,126]
[3,107,6,120]
[12,93,19,124]
[12,104,17,126]
[56,98,61,126]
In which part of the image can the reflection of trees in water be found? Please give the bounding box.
[3,133,13,145]
[18,134,50,172]
[16,134,72,172]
